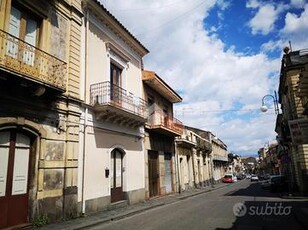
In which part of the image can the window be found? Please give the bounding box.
[110,63,122,102]
[7,4,41,65]
[148,96,154,106]
[110,63,122,87]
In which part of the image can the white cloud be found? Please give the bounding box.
[216,0,231,10]
[246,0,262,9]
[261,40,285,54]
[248,3,282,35]
[99,0,281,155]
[282,4,308,33]
[290,0,306,8]
[280,4,308,50]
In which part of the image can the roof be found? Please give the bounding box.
[142,70,182,103]
[85,0,149,56]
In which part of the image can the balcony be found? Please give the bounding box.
[196,138,212,153]
[212,154,228,162]
[0,29,67,91]
[146,104,183,136]
[176,136,196,148]
[298,71,308,114]
[90,81,148,127]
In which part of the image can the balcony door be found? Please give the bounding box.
[0,130,32,229]
[7,5,40,66]
[110,63,122,106]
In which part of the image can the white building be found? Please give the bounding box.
[78,0,149,214]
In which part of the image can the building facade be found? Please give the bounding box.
[227,153,243,175]
[258,144,280,176]
[142,70,183,198]
[0,0,82,228]
[276,47,308,194]
[211,135,228,182]
[176,126,212,191]
[78,0,149,214]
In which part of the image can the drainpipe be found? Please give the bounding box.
[209,133,215,188]
[81,108,88,214]
[191,148,197,188]
[175,142,181,193]
[81,9,89,215]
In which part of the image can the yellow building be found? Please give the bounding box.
[211,134,228,181]
[276,47,308,194]
[0,0,82,228]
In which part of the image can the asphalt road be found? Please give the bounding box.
[86,180,307,230]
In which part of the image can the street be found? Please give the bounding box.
[86,180,307,230]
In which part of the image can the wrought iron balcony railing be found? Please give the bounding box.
[196,138,212,152]
[0,29,67,90]
[147,104,183,134]
[90,81,148,119]
[212,154,228,162]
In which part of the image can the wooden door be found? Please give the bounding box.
[0,130,31,229]
[148,151,159,197]
[110,149,124,203]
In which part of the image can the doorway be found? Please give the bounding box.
[110,149,124,203]
[164,153,172,193]
[0,130,32,228]
[148,151,159,197]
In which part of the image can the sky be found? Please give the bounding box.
[99,0,308,156]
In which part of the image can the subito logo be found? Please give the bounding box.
[233,202,247,217]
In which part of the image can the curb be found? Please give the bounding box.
[74,202,165,230]
[75,183,231,229]
[39,183,232,230]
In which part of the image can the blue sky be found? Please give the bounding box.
[100,0,308,156]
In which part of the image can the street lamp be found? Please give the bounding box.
[260,91,279,114]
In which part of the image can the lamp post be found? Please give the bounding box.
[260,91,279,114]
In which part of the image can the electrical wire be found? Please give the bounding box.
[103,0,188,12]
[135,0,207,37]
[174,107,277,114]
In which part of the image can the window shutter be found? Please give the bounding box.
[7,6,21,58]
[23,18,37,65]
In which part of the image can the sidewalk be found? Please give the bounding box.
[35,183,229,230]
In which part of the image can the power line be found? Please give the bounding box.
[135,0,207,37]
[174,107,277,114]
[103,0,187,12]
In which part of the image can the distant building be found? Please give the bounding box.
[241,157,257,174]
[175,126,212,191]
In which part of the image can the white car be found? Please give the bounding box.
[251,174,259,181]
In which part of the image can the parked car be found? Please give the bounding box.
[246,174,251,179]
[260,175,274,189]
[222,174,234,183]
[236,174,246,180]
[269,175,288,192]
[259,174,270,181]
[250,174,259,182]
